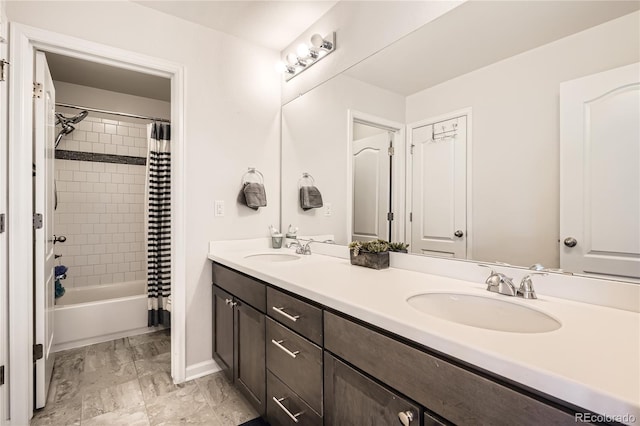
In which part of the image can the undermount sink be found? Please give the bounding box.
[244,253,301,262]
[407,292,561,333]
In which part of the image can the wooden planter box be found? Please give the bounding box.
[349,250,389,270]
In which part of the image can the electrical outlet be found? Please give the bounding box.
[325,202,332,216]
[214,200,225,217]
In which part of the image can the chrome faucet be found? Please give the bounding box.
[286,239,313,255]
[480,265,546,299]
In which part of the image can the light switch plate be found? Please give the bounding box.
[214,200,225,217]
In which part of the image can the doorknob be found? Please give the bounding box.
[53,235,66,244]
[563,237,577,248]
[454,230,464,238]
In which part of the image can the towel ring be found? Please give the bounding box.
[298,172,315,189]
[242,167,264,185]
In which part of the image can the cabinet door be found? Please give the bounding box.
[235,299,266,415]
[324,352,421,426]
[213,285,235,381]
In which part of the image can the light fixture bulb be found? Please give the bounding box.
[297,43,310,58]
[311,33,332,50]
[286,52,299,66]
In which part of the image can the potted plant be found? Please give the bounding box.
[348,239,390,270]
[389,242,410,253]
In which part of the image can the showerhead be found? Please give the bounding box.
[69,110,89,124]
[55,123,75,148]
[55,110,89,126]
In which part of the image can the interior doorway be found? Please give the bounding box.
[9,23,186,424]
[348,110,405,245]
[33,49,173,408]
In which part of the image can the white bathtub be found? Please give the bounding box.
[54,280,155,352]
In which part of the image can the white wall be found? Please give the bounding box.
[6,1,281,369]
[282,74,405,244]
[406,11,640,267]
[280,1,464,104]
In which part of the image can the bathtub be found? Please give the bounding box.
[53,280,157,352]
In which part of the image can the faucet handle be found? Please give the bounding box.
[518,272,547,299]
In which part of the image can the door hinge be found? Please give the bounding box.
[387,212,394,221]
[33,344,43,361]
[409,212,413,222]
[0,59,9,82]
[0,365,4,385]
[0,213,5,233]
[33,81,42,98]
[33,213,43,229]
[410,144,415,155]
[388,146,394,156]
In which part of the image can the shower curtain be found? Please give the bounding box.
[146,122,171,327]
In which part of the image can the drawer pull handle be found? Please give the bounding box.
[272,397,302,423]
[272,306,300,322]
[271,339,300,358]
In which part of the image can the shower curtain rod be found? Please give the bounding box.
[55,102,171,123]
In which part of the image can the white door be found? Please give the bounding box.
[560,63,640,279]
[34,51,56,408]
[410,116,467,258]
[352,133,391,242]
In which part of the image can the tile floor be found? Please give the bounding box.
[31,330,259,425]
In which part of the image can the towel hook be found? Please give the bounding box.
[298,172,315,189]
[242,167,264,185]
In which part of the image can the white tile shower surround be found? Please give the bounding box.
[54,117,148,288]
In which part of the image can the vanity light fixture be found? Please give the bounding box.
[277,32,336,81]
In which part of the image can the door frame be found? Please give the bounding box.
[347,110,405,244]
[0,2,8,423]
[406,107,473,259]
[8,23,187,423]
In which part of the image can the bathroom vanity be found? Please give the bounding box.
[209,240,639,425]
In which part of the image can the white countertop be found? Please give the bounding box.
[208,240,640,421]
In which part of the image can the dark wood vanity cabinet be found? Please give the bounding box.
[265,287,324,425]
[212,262,589,426]
[324,312,577,426]
[212,264,266,416]
[324,352,424,426]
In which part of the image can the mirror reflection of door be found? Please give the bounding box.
[352,123,393,242]
[560,63,640,279]
[410,115,468,258]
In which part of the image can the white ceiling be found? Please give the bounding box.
[345,1,640,96]
[46,52,172,102]
[133,0,338,51]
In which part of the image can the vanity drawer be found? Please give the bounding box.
[267,371,322,426]
[266,318,323,414]
[267,287,323,345]
[212,263,266,313]
[324,312,576,426]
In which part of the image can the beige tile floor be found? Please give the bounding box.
[31,330,259,425]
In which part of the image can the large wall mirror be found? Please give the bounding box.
[281,1,640,281]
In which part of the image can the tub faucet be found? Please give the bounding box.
[286,239,313,255]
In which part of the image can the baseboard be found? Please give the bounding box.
[185,359,221,381]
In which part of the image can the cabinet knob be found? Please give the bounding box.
[398,410,415,426]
